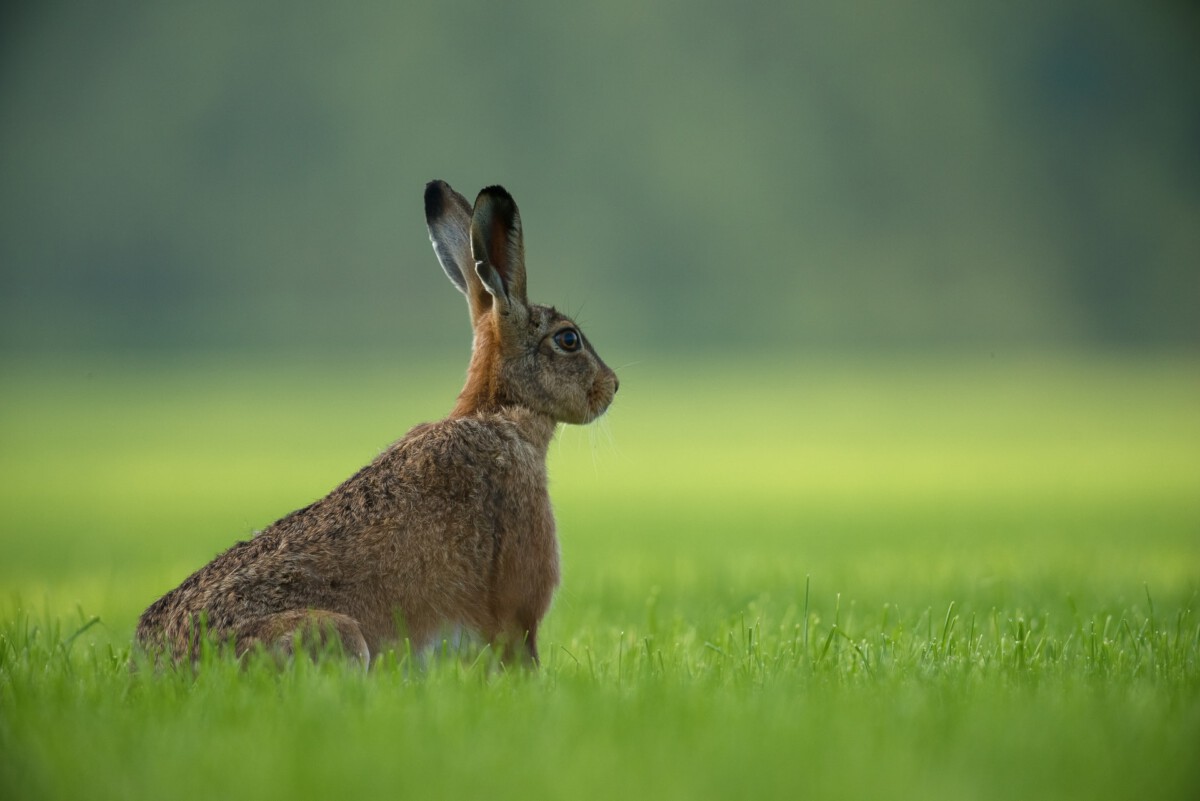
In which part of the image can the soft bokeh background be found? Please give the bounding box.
[3,5,1200,800]
[2,0,1197,360]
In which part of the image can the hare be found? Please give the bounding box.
[135,181,618,666]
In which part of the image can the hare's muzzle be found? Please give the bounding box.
[586,370,618,421]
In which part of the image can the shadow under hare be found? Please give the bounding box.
[136,181,618,666]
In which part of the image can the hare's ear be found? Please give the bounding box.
[470,185,528,314]
[425,180,492,319]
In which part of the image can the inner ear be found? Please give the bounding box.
[470,186,528,309]
[474,258,509,308]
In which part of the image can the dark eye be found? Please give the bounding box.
[553,328,581,352]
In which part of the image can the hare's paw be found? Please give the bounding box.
[237,610,370,664]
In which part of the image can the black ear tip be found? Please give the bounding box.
[424,180,449,221]
[477,185,514,205]
[475,186,519,227]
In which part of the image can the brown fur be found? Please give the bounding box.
[135,181,618,666]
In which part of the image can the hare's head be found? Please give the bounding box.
[424,181,618,424]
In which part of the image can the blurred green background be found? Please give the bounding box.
[3,6,1199,799]
[2,0,1197,360]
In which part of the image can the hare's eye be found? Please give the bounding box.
[554,328,581,353]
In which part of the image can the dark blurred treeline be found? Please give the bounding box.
[1,0,1197,358]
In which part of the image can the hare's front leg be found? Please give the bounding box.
[486,615,541,666]
[236,609,370,664]
[486,513,559,667]
[521,622,541,665]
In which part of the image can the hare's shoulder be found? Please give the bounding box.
[259,414,545,538]
[383,412,548,473]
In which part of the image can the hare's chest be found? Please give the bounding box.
[491,445,553,543]
[490,441,558,578]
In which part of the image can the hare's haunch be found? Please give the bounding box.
[136,182,618,665]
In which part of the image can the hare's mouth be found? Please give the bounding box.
[585,376,618,421]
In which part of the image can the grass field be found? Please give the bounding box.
[1,354,1198,800]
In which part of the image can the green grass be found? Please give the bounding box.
[2,354,1199,800]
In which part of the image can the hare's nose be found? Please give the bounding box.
[612,376,620,395]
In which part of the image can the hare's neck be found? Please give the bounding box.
[449,320,557,451]
[451,323,510,417]
[451,369,494,419]
[504,408,557,454]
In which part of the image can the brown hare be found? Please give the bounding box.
[136,181,618,666]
